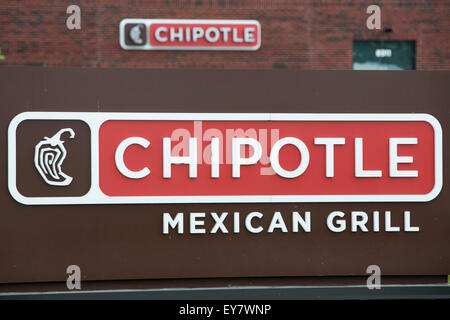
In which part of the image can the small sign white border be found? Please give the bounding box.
[8,112,443,205]
[119,19,261,51]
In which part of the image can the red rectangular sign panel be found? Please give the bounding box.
[99,119,437,197]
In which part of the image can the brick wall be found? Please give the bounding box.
[1,0,449,70]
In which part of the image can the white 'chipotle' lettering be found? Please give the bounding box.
[114,136,419,179]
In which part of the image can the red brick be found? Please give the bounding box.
[0,0,448,70]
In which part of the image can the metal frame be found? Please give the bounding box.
[1,284,449,300]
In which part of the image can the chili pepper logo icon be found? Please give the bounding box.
[34,128,75,186]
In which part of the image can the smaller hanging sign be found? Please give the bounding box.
[119,18,261,51]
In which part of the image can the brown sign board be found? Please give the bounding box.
[0,67,448,284]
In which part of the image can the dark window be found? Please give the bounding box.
[353,40,415,70]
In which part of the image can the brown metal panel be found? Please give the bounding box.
[0,67,448,284]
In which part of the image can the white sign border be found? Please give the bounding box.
[8,112,443,205]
